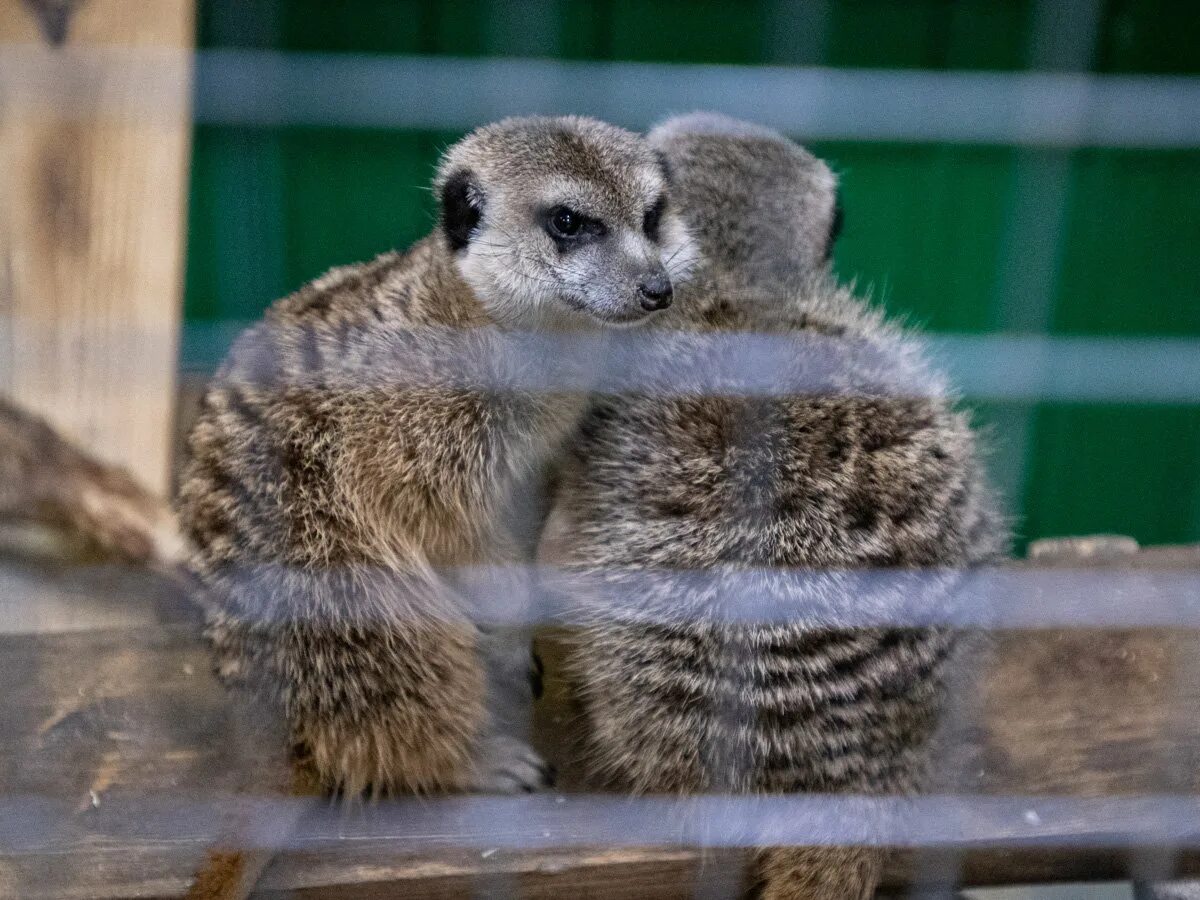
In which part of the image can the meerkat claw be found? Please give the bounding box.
[470,734,554,793]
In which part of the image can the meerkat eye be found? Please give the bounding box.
[547,206,583,239]
[643,196,666,242]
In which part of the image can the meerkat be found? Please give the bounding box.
[176,115,699,799]
[539,113,1006,898]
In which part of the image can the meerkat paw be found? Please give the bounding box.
[469,734,554,793]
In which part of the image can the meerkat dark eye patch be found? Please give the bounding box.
[543,205,606,249]
[440,168,483,252]
[643,195,667,242]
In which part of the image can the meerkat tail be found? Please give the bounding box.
[753,846,884,900]
[0,396,192,581]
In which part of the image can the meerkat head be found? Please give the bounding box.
[435,116,699,328]
[647,112,841,297]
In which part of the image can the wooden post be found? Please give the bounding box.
[0,0,195,495]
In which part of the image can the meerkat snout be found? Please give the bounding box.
[636,270,673,310]
[436,116,699,328]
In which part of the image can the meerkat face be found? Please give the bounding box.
[436,116,700,328]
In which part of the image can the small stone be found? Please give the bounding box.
[1027,534,1139,562]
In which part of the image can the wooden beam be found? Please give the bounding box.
[0,0,194,494]
[1,547,1199,897]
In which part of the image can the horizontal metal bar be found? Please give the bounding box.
[2,562,1199,631]
[187,52,1200,148]
[9,317,1200,403]
[97,320,1200,404]
[2,45,1199,147]
[176,324,1200,404]
[3,792,1200,853]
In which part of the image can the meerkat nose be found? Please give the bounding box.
[637,272,674,310]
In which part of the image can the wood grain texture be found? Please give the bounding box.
[1,545,1200,897]
[0,0,194,495]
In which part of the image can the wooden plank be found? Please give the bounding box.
[0,0,194,495]
[1,547,1200,897]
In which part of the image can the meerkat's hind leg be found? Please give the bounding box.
[472,630,554,794]
[470,624,556,793]
[455,551,555,793]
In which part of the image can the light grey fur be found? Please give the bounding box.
[540,114,1006,898]
[650,111,840,298]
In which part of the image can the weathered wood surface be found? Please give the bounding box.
[1,545,1199,898]
[0,0,194,496]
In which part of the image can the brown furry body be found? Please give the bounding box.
[541,115,1006,897]
[179,242,573,793]
[178,116,695,796]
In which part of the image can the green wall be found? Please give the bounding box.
[184,0,1200,550]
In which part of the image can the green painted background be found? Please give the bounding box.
[184,0,1200,550]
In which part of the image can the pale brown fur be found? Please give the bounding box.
[177,116,697,798]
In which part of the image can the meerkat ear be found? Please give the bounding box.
[653,149,674,187]
[826,194,844,261]
[440,168,484,252]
